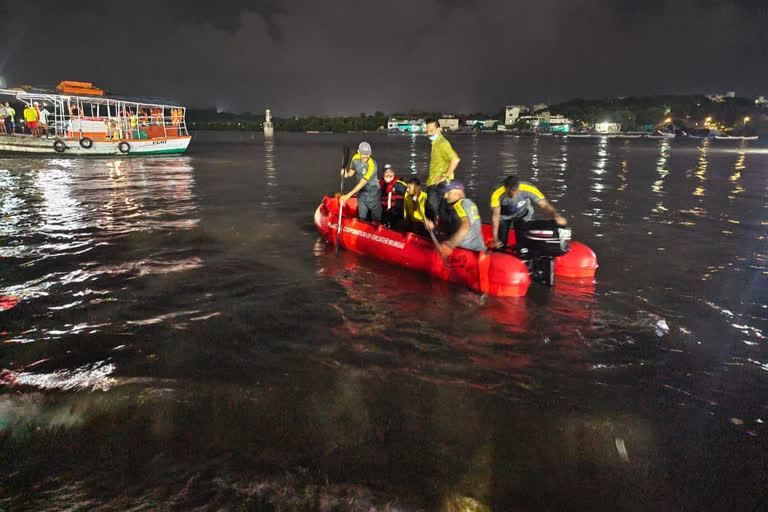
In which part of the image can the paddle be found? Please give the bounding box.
[418,200,447,262]
[336,145,350,251]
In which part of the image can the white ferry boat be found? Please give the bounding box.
[0,81,191,156]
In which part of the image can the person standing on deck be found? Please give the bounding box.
[0,103,7,135]
[23,104,38,137]
[5,103,16,135]
[37,104,51,138]
[424,118,460,223]
[340,141,382,222]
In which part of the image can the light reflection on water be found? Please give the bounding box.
[0,157,200,345]
[0,133,767,510]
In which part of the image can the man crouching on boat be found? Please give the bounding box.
[424,181,486,258]
[340,141,382,222]
[490,175,567,250]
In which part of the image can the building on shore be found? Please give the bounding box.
[540,113,571,133]
[533,103,548,113]
[594,121,622,133]
[464,119,500,129]
[388,118,425,132]
[512,112,571,133]
[387,116,458,132]
[505,105,527,126]
[438,116,460,131]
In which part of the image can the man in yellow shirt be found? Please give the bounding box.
[4,102,15,135]
[424,118,460,223]
[23,104,39,137]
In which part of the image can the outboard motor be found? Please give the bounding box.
[514,220,571,256]
[513,220,571,286]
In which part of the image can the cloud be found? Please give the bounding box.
[0,0,765,114]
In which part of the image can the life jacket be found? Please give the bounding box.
[379,177,407,209]
[404,190,428,222]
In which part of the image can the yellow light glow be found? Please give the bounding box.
[664,118,672,123]
[705,116,712,122]
[744,116,751,123]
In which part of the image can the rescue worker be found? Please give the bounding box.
[379,164,407,228]
[340,141,381,222]
[425,180,486,257]
[403,177,428,234]
[490,175,567,249]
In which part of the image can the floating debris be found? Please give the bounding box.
[615,437,630,462]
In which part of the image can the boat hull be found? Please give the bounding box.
[314,196,598,297]
[0,134,191,155]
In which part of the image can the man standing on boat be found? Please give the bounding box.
[0,103,7,135]
[425,181,485,258]
[23,104,38,137]
[37,104,51,138]
[340,141,381,222]
[425,118,460,223]
[4,102,16,135]
[490,175,567,249]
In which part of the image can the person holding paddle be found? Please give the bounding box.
[424,181,485,258]
[340,141,382,222]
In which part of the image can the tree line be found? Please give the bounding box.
[547,95,761,134]
[185,109,501,133]
[186,96,763,135]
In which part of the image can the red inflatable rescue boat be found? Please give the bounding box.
[314,196,597,297]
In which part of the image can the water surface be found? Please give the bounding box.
[0,132,766,510]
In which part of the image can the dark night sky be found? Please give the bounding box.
[1,0,766,115]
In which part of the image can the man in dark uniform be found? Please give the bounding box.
[340,141,381,222]
[490,175,566,249]
[425,180,486,258]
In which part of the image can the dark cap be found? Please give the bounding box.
[441,180,464,192]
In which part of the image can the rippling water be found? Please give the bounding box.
[1,132,766,511]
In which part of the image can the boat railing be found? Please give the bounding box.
[0,89,188,140]
[49,105,188,141]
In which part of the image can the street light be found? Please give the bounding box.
[744,116,751,123]
[664,118,672,124]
